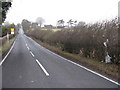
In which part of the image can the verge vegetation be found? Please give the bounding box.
[1,36,16,60]
[31,37,119,80]
[23,18,119,80]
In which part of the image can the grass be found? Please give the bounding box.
[0,36,16,61]
[31,28,62,32]
[31,37,119,80]
[41,28,61,32]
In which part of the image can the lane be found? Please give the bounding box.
[24,34,118,88]
[2,34,50,88]
[2,27,119,88]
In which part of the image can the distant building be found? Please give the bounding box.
[44,25,53,29]
[56,26,65,29]
[32,23,38,28]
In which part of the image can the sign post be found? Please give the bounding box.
[11,28,14,35]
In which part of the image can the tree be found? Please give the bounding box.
[67,19,74,27]
[36,17,45,28]
[1,2,12,23]
[2,23,16,37]
[74,20,77,26]
[77,21,86,27]
[57,19,65,27]
[0,2,12,37]
[21,19,31,33]
[4,21,10,26]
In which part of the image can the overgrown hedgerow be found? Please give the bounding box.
[26,18,119,64]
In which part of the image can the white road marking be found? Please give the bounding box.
[30,51,35,57]
[25,35,49,76]
[26,36,120,86]
[45,48,120,86]
[36,59,49,76]
[68,60,120,86]
[26,43,28,47]
[27,46,30,50]
[0,39,16,66]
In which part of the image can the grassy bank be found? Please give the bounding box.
[0,36,16,60]
[31,37,119,80]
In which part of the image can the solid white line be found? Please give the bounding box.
[36,59,49,76]
[26,36,120,86]
[68,60,120,86]
[30,51,35,57]
[0,39,16,66]
[45,49,120,86]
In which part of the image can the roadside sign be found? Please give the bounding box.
[11,28,14,34]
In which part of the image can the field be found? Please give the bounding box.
[41,28,61,32]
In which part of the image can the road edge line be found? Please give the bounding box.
[0,38,16,66]
[27,35,120,86]
[46,48,120,86]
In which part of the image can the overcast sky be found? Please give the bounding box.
[5,0,119,25]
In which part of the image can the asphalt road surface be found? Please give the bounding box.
[2,28,119,88]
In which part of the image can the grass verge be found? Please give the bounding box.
[0,36,16,61]
[31,37,119,81]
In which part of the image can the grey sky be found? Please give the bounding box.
[5,0,119,25]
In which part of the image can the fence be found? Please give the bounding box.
[0,34,15,47]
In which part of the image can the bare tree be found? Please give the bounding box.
[78,21,85,26]
[36,17,45,28]
[67,19,74,27]
[57,19,65,28]
[74,20,77,26]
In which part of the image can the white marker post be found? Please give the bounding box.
[103,39,111,63]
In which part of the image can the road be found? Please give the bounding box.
[1,28,119,88]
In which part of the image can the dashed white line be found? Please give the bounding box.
[26,43,28,47]
[27,46,30,50]
[0,38,16,66]
[30,51,35,57]
[36,59,49,76]
[26,35,120,85]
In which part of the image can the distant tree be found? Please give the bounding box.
[77,21,86,27]
[21,19,31,33]
[4,21,10,26]
[74,20,77,26]
[2,23,16,37]
[36,17,45,28]
[57,19,65,27]
[67,19,74,27]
